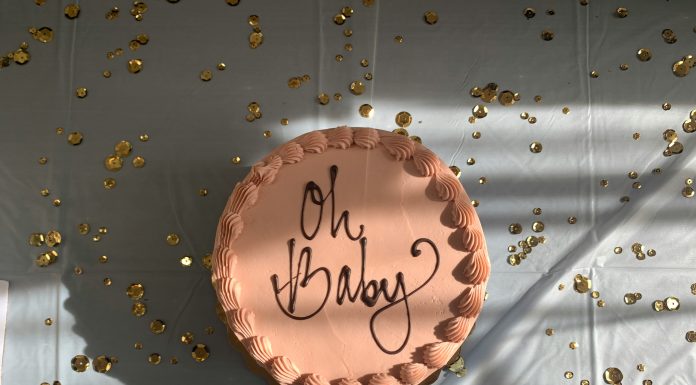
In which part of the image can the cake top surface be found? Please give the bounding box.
[212,127,490,385]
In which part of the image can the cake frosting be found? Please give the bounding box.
[212,127,490,385]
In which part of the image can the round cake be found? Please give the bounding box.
[211,127,490,385]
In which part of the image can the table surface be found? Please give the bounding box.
[1,1,695,384]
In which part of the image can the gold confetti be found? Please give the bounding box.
[66,131,83,145]
[71,355,90,372]
[64,4,80,19]
[29,233,45,247]
[150,319,166,334]
[148,353,161,365]
[615,7,628,18]
[126,283,145,300]
[564,371,573,379]
[423,11,439,25]
[450,165,461,178]
[76,87,88,98]
[569,341,578,350]
[166,233,180,246]
[317,93,330,105]
[45,318,53,326]
[334,14,346,25]
[508,223,522,234]
[180,256,193,267]
[45,230,61,247]
[231,156,241,164]
[132,302,147,317]
[395,111,412,128]
[78,223,90,235]
[603,368,623,384]
[200,70,212,81]
[573,274,592,293]
[127,59,143,73]
[545,328,554,336]
[472,105,488,118]
[132,156,145,168]
[359,104,374,118]
[191,344,210,362]
[93,355,112,373]
[103,178,116,190]
[181,332,194,344]
[664,296,680,311]
[104,155,123,171]
[103,278,112,286]
[686,331,696,342]
[526,141,543,154]
[541,30,554,41]
[637,48,652,62]
[349,80,365,95]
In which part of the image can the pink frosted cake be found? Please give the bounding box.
[211,127,490,385]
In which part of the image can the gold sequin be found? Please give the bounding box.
[104,155,123,171]
[423,11,439,25]
[664,296,680,311]
[573,274,592,293]
[29,233,45,247]
[653,300,665,312]
[191,344,210,362]
[64,4,80,19]
[545,328,554,336]
[686,186,696,198]
[93,355,112,373]
[395,111,412,128]
[349,80,365,95]
[200,70,212,81]
[139,134,149,142]
[166,233,180,246]
[569,341,578,350]
[126,283,144,300]
[180,256,193,267]
[150,319,166,334]
[498,90,516,106]
[394,35,403,43]
[590,70,599,78]
[620,63,629,71]
[132,156,145,168]
[603,368,623,384]
[103,178,116,190]
[76,87,88,98]
[686,331,696,342]
[450,166,461,178]
[472,105,488,118]
[359,104,374,118]
[52,198,61,207]
[564,371,573,379]
[280,118,289,125]
[45,318,53,326]
[541,30,554,41]
[132,302,147,317]
[148,353,161,365]
[530,142,543,153]
[181,332,194,344]
[637,48,652,62]
[317,93,330,105]
[231,156,241,164]
[615,7,628,18]
[103,278,112,286]
[71,355,89,372]
[508,223,522,234]
[127,59,143,73]
[45,230,61,247]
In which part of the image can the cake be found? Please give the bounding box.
[211,127,490,385]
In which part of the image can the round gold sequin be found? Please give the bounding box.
[139,134,149,142]
[93,355,112,373]
[567,216,577,224]
[472,131,481,139]
[614,246,622,254]
[684,186,695,198]
[71,355,90,372]
[591,290,600,299]
[686,331,696,342]
[126,283,144,300]
[472,105,488,118]
[280,118,289,126]
[45,230,61,247]
[248,32,263,48]
[335,54,344,62]
[226,0,240,5]
[317,93,330,105]
[545,328,554,336]
[349,81,365,95]
[541,30,554,41]
[466,158,475,165]
[664,296,680,311]
[450,166,461,178]
[103,178,117,190]
[673,60,690,77]
[76,87,88,98]
[333,93,342,101]
[29,233,45,247]
[103,278,112,286]
[615,7,628,18]
[574,274,592,293]
[662,102,671,111]
[344,29,353,37]
[395,111,412,128]
[191,344,210,362]
[637,363,646,372]
[590,70,599,78]
[200,70,213,81]
[148,353,161,365]
[597,299,606,307]
[166,233,180,246]
[78,223,90,235]
[624,293,637,304]
[181,332,194,345]
[529,141,543,154]
[508,223,522,235]
[636,48,652,62]
[32,27,54,43]
[564,371,573,379]
[603,368,623,384]
[620,63,629,71]
[498,91,516,106]
[114,141,132,157]
[40,188,50,197]
[180,256,193,267]
[423,11,438,25]
[523,8,536,19]
[359,104,374,118]
[150,319,166,334]
[132,156,145,168]
[581,380,590,385]
[230,156,241,165]
[263,130,272,138]
[334,13,346,25]
[132,302,147,317]
[52,198,61,207]
[45,318,53,326]
[64,4,80,19]
[104,155,123,171]
[569,341,578,350]
[684,120,696,133]
[652,300,665,312]
[394,35,403,43]
[127,59,143,73]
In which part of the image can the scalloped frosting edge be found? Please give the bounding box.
[211,127,491,385]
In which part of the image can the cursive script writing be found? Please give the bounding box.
[270,165,440,354]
